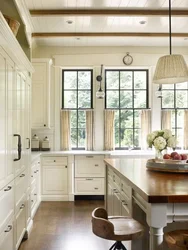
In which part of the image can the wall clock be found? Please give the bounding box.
[123,52,133,66]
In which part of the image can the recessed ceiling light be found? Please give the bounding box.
[66,20,73,24]
[139,20,146,25]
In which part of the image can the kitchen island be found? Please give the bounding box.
[104,158,188,250]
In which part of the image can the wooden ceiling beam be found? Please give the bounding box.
[32,32,188,38]
[30,9,188,17]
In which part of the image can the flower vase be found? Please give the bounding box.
[155,149,163,160]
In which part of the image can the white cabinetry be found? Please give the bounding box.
[74,155,105,195]
[0,12,32,250]
[31,157,41,218]
[41,156,68,200]
[32,59,52,129]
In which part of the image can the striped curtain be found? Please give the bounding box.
[86,110,95,150]
[104,110,115,150]
[61,110,71,150]
[141,110,151,150]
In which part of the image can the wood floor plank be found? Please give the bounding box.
[19,201,113,250]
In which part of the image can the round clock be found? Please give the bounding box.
[123,52,133,66]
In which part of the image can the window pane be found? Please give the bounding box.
[78,91,91,108]
[64,91,77,108]
[162,91,174,108]
[78,129,85,147]
[176,91,187,108]
[162,84,174,90]
[64,71,77,89]
[134,71,147,89]
[78,71,91,89]
[78,111,86,128]
[115,128,119,147]
[134,90,146,108]
[120,91,132,108]
[106,90,119,108]
[177,110,184,128]
[122,129,133,147]
[134,129,141,147]
[176,82,188,89]
[134,110,141,128]
[70,111,77,128]
[176,129,183,148]
[114,111,119,129]
[120,110,133,128]
[120,72,132,89]
[171,110,175,129]
[71,129,77,148]
[106,71,119,89]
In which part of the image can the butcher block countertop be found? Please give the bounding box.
[104,158,188,204]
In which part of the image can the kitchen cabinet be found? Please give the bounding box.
[74,155,105,195]
[32,59,52,129]
[0,12,33,250]
[41,156,68,200]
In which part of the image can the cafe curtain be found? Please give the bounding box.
[161,110,172,130]
[61,110,71,150]
[184,110,188,149]
[104,110,115,150]
[141,109,151,150]
[86,110,94,150]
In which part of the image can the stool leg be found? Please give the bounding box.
[114,241,127,250]
[109,242,117,250]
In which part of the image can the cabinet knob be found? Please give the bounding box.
[20,174,25,177]
[95,164,99,167]
[94,187,98,190]
[44,124,46,127]
[34,193,37,196]
[20,204,25,209]
[65,165,67,168]
[4,225,12,233]
[54,160,56,162]
[86,178,93,181]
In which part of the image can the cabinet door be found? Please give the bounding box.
[15,201,26,250]
[32,61,51,129]
[42,165,67,195]
[0,51,6,190]
[0,219,14,250]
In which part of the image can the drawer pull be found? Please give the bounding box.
[34,193,37,196]
[54,160,56,162]
[4,225,12,233]
[94,187,98,190]
[65,166,67,168]
[86,156,93,158]
[123,203,128,206]
[34,171,37,173]
[86,178,93,181]
[20,204,25,209]
[20,174,25,177]
[31,175,33,177]
[95,164,99,167]
[31,200,34,202]
[4,186,12,191]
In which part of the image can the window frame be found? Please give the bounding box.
[105,69,149,150]
[62,69,93,149]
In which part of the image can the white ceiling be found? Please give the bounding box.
[24,0,188,47]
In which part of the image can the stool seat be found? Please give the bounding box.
[164,230,188,250]
[92,207,144,250]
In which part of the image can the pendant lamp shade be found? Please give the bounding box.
[153,54,188,84]
[153,0,188,84]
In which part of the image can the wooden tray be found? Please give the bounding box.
[146,159,188,173]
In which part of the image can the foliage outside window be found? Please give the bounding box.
[105,70,149,149]
[62,70,93,149]
[162,82,188,148]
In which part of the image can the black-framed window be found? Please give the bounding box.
[161,82,188,148]
[105,70,149,149]
[62,70,93,149]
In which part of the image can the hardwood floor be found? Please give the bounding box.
[19,201,113,250]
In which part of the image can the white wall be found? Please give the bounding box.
[32,45,188,150]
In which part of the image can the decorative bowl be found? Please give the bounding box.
[3,15,20,36]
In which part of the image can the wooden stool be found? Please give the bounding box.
[91,207,144,250]
[165,230,188,250]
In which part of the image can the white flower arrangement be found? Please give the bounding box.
[147,129,176,151]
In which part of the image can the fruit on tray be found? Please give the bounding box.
[163,152,188,160]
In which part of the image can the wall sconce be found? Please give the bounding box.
[96,64,105,99]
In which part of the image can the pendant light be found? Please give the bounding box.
[96,64,105,99]
[153,0,188,84]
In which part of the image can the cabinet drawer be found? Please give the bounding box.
[112,172,121,190]
[0,181,14,234]
[75,155,105,177]
[0,218,14,250]
[75,178,104,195]
[15,170,27,209]
[121,179,132,198]
[42,156,67,166]
[15,198,26,249]
[75,155,104,161]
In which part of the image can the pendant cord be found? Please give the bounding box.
[169,0,172,55]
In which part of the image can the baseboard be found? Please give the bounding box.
[31,200,41,219]
[74,195,104,201]
[25,219,33,239]
[68,194,74,201]
[41,195,69,201]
